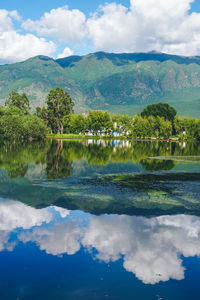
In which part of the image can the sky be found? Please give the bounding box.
[0,0,200,64]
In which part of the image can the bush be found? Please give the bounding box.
[0,108,47,141]
[22,115,48,140]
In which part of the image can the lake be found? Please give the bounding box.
[0,139,199,299]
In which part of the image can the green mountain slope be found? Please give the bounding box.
[0,52,200,116]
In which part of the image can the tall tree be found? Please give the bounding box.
[5,91,30,114]
[46,87,74,134]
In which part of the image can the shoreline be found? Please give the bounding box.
[47,135,196,142]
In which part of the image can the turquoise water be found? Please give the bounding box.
[0,140,199,299]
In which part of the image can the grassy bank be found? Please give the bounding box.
[47,134,124,140]
[47,133,183,142]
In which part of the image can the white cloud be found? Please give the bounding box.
[0,231,15,252]
[1,1,200,64]
[86,0,200,56]
[0,9,20,32]
[0,198,52,231]
[1,198,200,285]
[22,6,86,44]
[0,31,56,64]
[82,214,200,284]
[19,221,82,256]
[57,47,74,59]
[87,3,136,52]
[0,9,56,64]
[0,199,71,253]
[19,212,200,285]
[54,206,71,218]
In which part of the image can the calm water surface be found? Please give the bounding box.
[0,140,199,300]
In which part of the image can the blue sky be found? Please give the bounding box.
[190,0,200,12]
[0,0,200,64]
[0,0,130,19]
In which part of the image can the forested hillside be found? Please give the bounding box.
[0,52,200,117]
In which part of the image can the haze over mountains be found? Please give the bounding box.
[0,51,200,117]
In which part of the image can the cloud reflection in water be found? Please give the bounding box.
[0,198,200,285]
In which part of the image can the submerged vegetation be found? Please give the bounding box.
[0,139,199,215]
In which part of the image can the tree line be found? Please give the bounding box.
[0,87,199,141]
[61,111,200,140]
[37,88,199,140]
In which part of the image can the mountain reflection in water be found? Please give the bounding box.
[1,198,200,285]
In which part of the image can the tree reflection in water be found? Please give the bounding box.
[0,139,199,179]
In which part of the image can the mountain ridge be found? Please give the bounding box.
[0,51,200,117]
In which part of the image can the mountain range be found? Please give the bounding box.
[0,51,200,117]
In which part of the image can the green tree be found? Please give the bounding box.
[174,115,186,138]
[87,110,113,135]
[147,115,157,137]
[174,116,200,140]
[46,87,74,134]
[5,91,30,114]
[112,114,132,135]
[0,114,24,140]
[182,117,200,140]
[22,115,47,140]
[156,116,172,138]
[63,113,87,134]
[35,107,48,123]
[0,106,47,141]
[131,115,150,138]
[141,103,177,123]
[35,106,55,134]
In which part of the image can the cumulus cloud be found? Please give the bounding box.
[0,198,53,252]
[57,47,74,59]
[87,0,200,56]
[0,9,20,32]
[2,1,200,64]
[82,214,200,284]
[87,3,136,53]
[0,198,52,231]
[0,9,56,64]
[0,31,56,64]
[15,210,200,285]
[1,198,200,285]
[0,199,70,253]
[1,1,200,64]
[19,221,82,256]
[22,6,86,44]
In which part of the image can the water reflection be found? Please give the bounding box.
[45,141,73,179]
[0,140,199,216]
[1,199,200,285]
[0,198,69,252]
[0,140,199,180]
